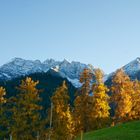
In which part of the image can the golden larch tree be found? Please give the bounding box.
[0,87,6,105]
[0,87,8,139]
[129,80,140,120]
[91,69,110,129]
[74,68,93,133]
[111,69,133,123]
[11,77,43,140]
[51,81,75,140]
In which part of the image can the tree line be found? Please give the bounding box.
[0,68,140,140]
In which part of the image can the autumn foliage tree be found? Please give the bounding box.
[111,69,133,123]
[91,69,110,129]
[51,81,75,140]
[2,66,140,139]
[0,87,8,138]
[10,77,43,140]
[74,68,93,133]
[0,87,6,104]
[129,80,140,120]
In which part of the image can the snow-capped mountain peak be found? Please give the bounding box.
[105,57,140,82]
[0,58,94,87]
[2,57,140,87]
[122,57,140,76]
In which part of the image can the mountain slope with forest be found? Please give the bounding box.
[0,70,76,117]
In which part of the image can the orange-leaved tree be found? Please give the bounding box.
[91,68,110,129]
[10,77,43,140]
[51,81,75,140]
[74,68,93,133]
[0,87,8,139]
[111,69,133,123]
[129,80,140,120]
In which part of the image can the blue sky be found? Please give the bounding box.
[0,0,140,73]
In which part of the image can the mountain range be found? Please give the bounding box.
[106,57,140,84]
[0,58,94,87]
[1,57,140,117]
[0,57,140,87]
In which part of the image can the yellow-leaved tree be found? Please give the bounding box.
[91,68,110,129]
[0,87,6,104]
[111,69,133,123]
[0,87,8,139]
[129,80,140,120]
[10,77,43,140]
[74,68,93,133]
[51,81,75,140]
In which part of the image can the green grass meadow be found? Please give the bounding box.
[76,121,140,140]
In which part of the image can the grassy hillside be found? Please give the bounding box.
[76,121,140,140]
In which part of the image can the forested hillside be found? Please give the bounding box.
[0,68,140,140]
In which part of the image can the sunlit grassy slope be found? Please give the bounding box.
[76,121,140,140]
